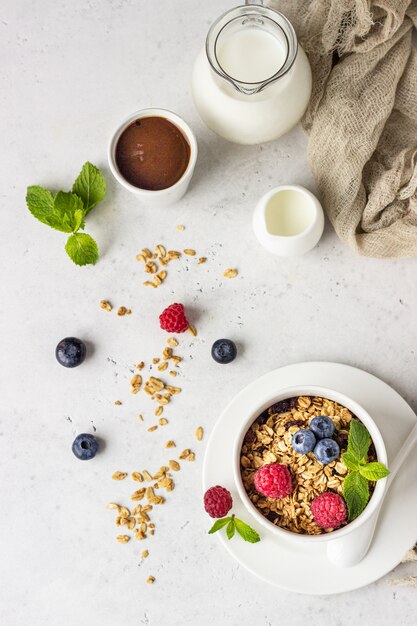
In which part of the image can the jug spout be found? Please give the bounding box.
[205,4,298,96]
[232,81,265,96]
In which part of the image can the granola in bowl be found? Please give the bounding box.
[240,395,378,536]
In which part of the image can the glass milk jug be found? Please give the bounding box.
[191,3,312,145]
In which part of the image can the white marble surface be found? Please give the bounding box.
[1,1,417,624]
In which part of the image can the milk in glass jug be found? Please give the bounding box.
[191,2,312,144]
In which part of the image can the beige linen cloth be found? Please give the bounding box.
[268,0,417,257]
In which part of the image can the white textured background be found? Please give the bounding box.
[1,1,417,624]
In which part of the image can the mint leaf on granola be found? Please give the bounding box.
[72,161,106,214]
[234,518,261,543]
[347,419,370,462]
[341,451,361,471]
[359,462,390,481]
[342,470,369,520]
[342,420,389,520]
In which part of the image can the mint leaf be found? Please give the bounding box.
[73,208,85,232]
[72,162,106,214]
[26,186,88,233]
[234,518,260,543]
[341,451,361,471]
[65,233,98,266]
[359,462,390,481]
[347,420,370,462]
[54,192,86,232]
[26,186,60,228]
[226,518,235,540]
[342,470,369,520]
[27,187,85,233]
[208,517,231,534]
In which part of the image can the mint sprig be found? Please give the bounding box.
[208,514,260,543]
[26,162,105,266]
[342,419,389,520]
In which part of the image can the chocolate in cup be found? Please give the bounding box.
[108,108,198,208]
[115,117,191,191]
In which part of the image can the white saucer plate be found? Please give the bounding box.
[203,362,417,595]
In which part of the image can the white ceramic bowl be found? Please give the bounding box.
[253,184,324,256]
[233,385,388,544]
[108,108,198,207]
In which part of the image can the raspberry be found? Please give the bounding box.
[254,463,292,499]
[159,303,189,333]
[311,492,347,528]
[204,485,233,518]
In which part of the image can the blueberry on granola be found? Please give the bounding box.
[309,415,335,440]
[314,438,340,464]
[291,429,316,454]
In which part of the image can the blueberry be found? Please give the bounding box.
[211,339,237,364]
[292,429,316,454]
[56,337,86,368]
[314,438,340,464]
[72,433,99,460]
[309,416,335,439]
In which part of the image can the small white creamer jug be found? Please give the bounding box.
[192,1,312,145]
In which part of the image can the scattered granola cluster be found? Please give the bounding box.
[240,396,375,535]
[107,333,204,584]
[100,300,132,315]
[95,228,242,584]
[136,243,206,289]
[117,306,132,316]
[108,446,202,582]
[127,337,186,431]
[104,233,237,300]
[107,466,177,570]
